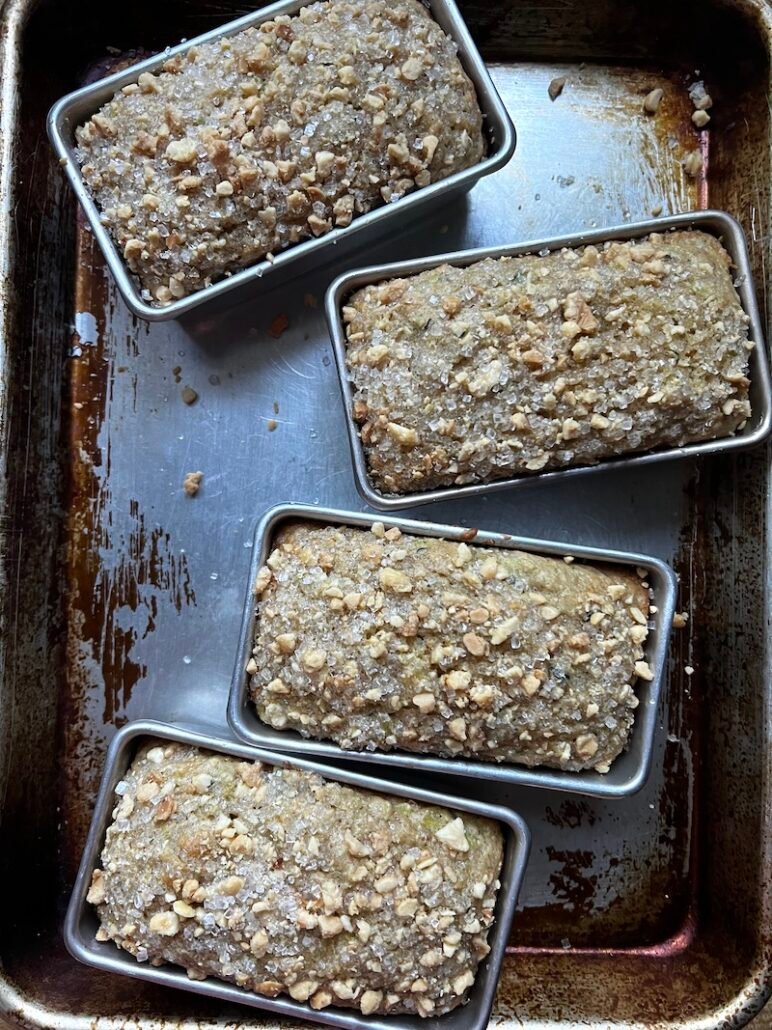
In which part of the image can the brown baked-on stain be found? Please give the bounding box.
[543,799,599,830]
[61,208,197,866]
[508,490,702,954]
[543,846,597,917]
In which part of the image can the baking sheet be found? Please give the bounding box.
[2,0,772,1025]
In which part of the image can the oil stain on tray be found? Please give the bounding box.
[62,213,197,862]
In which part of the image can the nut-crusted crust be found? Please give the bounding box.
[75,0,484,306]
[249,522,652,773]
[343,230,753,495]
[89,741,503,1018]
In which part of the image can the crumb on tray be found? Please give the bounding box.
[683,150,703,177]
[688,80,713,111]
[270,313,290,339]
[548,75,567,101]
[183,471,203,496]
[643,88,663,115]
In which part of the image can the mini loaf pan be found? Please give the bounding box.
[64,719,530,1030]
[46,0,515,323]
[227,503,678,798]
[325,209,772,510]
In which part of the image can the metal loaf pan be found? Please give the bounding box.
[65,719,530,1030]
[325,209,772,510]
[45,0,515,323]
[227,503,678,798]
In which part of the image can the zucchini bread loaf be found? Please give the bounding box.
[88,740,503,1018]
[75,0,485,306]
[249,521,653,773]
[343,230,753,494]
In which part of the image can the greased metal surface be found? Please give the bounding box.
[3,0,772,1025]
[66,721,529,1030]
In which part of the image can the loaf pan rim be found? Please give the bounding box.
[45,0,516,322]
[324,208,772,510]
[226,502,678,799]
[63,718,530,1030]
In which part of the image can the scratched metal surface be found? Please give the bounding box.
[1,0,771,1025]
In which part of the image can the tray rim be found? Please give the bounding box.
[226,502,678,798]
[63,718,530,1030]
[45,0,516,322]
[2,0,772,1021]
[324,208,772,510]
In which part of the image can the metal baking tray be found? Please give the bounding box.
[5,0,772,1025]
[326,209,772,510]
[227,503,677,798]
[66,719,531,1030]
[46,0,515,323]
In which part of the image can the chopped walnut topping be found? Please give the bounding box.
[412,692,436,714]
[301,649,327,672]
[136,781,160,803]
[386,422,418,447]
[521,674,541,697]
[380,567,412,593]
[275,632,297,654]
[435,817,470,852]
[165,138,198,164]
[318,914,344,937]
[87,869,106,905]
[634,660,654,681]
[643,87,664,114]
[575,733,599,759]
[289,980,318,1002]
[149,911,180,936]
[447,718,467,741]
[360,990,384,1015]
[254,566,273,596]
[453,970,475,995]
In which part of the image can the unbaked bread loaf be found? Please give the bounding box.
[87,740,503,1018]
[249,521,653,773]
[75,0,485,305]
[343,230,753,494]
